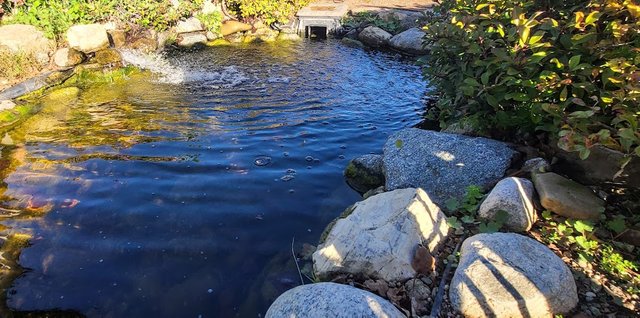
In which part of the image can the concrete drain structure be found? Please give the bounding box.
[296,3,349,38]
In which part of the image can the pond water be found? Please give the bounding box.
[1,40,427,317]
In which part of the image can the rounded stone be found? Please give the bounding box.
[449,233,578,317]
[66,24,110,53]
[265,282,406,318]
[478,177,536,232]
[344,154,385,193]
[358,26,392,48]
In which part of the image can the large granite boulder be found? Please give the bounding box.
[66,24,110,53]
[449,233,578,317]
[389,28,427,55]
[265,282,405,318]
[0,24,54,64]
[383,128,518,207]
[344,154,385,193]
[313,188,449,282]
[553,145,640,188]
[478,177,536,232]
[532,172,604,220]
[358,26,392,48]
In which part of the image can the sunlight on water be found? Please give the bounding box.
[0,41,427,317]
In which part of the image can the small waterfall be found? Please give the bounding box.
[119,49,247,87]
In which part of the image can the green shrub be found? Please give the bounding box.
[197,11,223,36]
[343,11,402,34]
[3,0,204,38]
[226,0,310,25]
[422,0,640,159]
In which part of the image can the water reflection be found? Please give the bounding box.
[0,40,427,317]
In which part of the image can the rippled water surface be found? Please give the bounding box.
[1,40,426,317]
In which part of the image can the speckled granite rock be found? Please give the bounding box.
[266,282,406,318]
[313,188,449,282]
[533,172,605,220]
[478,177,536,232]
[450,233,578,317]
[383,128,518,207]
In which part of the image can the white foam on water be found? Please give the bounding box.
[119,49,248,87]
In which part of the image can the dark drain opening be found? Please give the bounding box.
[307,26,327,39]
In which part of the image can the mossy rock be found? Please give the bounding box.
[277,32,301,41]
[206,38,232,47]
[92,48,123,66]
[344,155,385,193]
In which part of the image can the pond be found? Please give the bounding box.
[0,40,427,317]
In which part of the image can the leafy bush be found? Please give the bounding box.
[342,11,402,34]
[3,0,204,38]
[197,11,223,36]
[226,0,310,25]
[422,0,640,159]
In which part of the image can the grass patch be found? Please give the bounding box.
[0,49,45,84]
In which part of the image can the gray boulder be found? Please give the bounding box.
[313,188,449,282]
[265,282,406,318]
[554,145,640,188]
[344,154,385,193]
[358,26,392,48]
[532,172,604,220]
[383,128,518,207]
[66,24,110,53]
[521,157,550,174]
[478,177,536,232]
[389,28,427,55]
[176,17,204,34]
[0,24,54,64]
[449,233,578,317]
[177,32,208,47]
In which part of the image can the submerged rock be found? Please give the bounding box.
[0,24,54,65]
[383,128,518,207]
[389,28,427,55]
[313,188,449,282]
[532,172,604,220]
[66,24,110,53]
[341,37,365,48]
[344,154,385,193]
[450,233,578,317]
[53,48,85,68]
[358,26,392,48]
[265,282,406,318]
[478,177,536,232]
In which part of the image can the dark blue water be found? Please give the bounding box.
[1,40,427,317]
